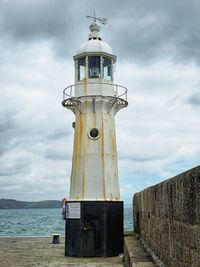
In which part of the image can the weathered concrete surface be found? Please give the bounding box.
[133,166,200,267]
[124,232,156,267]
[0,237,124,267]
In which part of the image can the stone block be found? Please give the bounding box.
[191,225,200,251]
[191,249,200,267]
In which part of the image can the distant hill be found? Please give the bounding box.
[0,199,62,209]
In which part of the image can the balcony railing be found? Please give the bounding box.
[63,82,128,102]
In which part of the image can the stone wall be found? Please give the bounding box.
[133,166,200,267]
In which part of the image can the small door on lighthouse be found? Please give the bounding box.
[80,223,95,256]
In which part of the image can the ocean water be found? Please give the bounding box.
[0,206,133,236]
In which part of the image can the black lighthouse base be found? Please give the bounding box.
[65,201,123,257]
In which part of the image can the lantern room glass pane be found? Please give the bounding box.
[88,56,100,78]
[103,57,112,81]
[78,57,86,81]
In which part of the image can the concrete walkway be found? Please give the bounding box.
[0,234,156,267]
[0,237,124,267]
[124,233,157,267]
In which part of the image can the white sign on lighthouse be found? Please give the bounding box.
[62,15,128,257]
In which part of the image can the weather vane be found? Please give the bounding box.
[87,11,108,25]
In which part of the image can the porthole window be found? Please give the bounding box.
[89,128,100,139]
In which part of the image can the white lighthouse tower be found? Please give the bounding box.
[62,15,128,257]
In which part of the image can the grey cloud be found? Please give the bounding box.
[0,113,67,161]
[119,154,165,162]
[0,0,68,40]
[1,0,200,64]
[0,111,33,156]
[0,112,20,156]
[45,128,70,140]
[187,91,200,106]
[44,148,69,161]
[0,157,31,176]
[0,112,17,133]
[0,0,86,57]
[110,0,200,64]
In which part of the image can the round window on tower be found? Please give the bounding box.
[89,128,100,140]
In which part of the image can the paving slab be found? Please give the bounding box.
[132,263,156,267]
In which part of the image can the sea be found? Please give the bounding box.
[0,205,133,236]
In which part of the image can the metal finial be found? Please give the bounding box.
[86,13,108,25]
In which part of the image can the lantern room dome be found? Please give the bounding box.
[74,21,115,59]
[76,39,113,55]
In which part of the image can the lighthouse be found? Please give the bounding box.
[62,15,128,257]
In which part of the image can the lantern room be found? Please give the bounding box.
[74,22,116,83]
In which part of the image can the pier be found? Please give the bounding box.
[0,235,157,267]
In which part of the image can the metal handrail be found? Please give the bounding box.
[63,82,128,102]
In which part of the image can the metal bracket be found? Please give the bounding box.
[106,97,128,114]
[106,98,117,113]
[114,99,128,115]
[62,98,81,114]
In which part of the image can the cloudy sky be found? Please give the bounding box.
[0,0,200,204]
